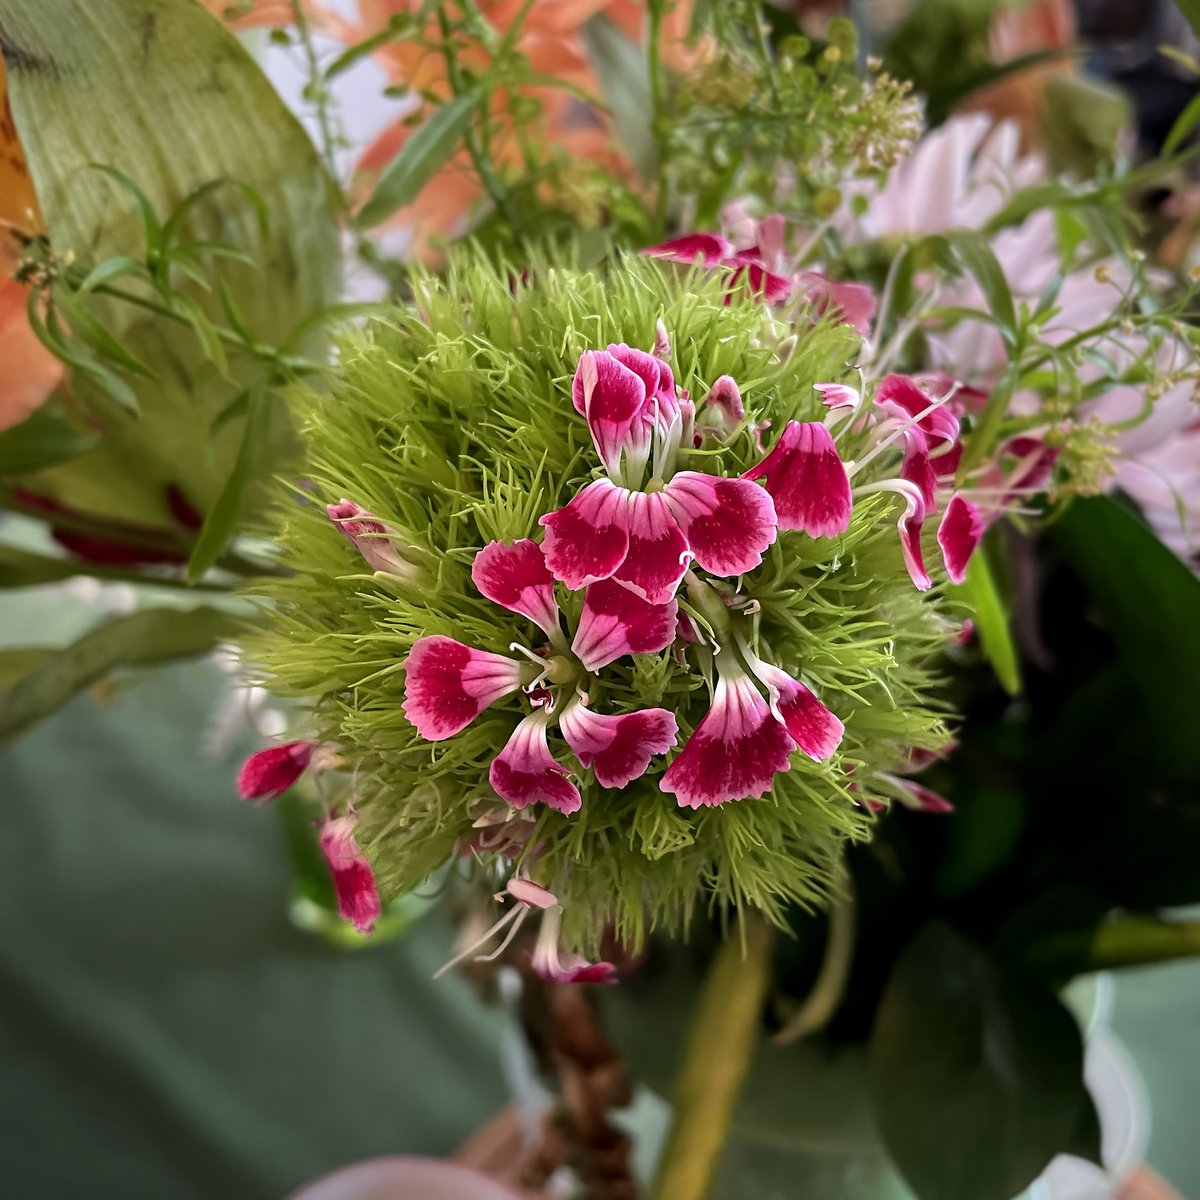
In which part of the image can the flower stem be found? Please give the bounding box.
[1087,917,1200,972]
[652,917,775,1200]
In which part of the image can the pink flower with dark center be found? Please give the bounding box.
[490,717,583,814]
[326,499,416,577]
[472,538,561,635]
[401,636,529,741]
[797,271,878,336]
[237,740,315,802]
[743,420,853,538]
[572,578,678,671]
[937,494,984,585]
[558,702,678,788]
[319,814,382,934]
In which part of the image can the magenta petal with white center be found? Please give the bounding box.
[742,421,852,538]
[471,539,560,635]
[901,427,939,513]
[749,662,844,761]
[659,670,797,808]
[814,382,860,412]
[559,703,678,788]
[237,740,315,802]
[402,636,525,741]
[663,472,777,577]
[937,494,983,584]
[611,490,691,604]
[876,373,961,448]
[572,350,650,475]
[318,815,382,934]
[642,231,735,266]
[726,259,794,304]
[572,577,678,671]
[539,478,631,590]
[704,375,744,429]
[891,486,932,592]
[490,718,581,814]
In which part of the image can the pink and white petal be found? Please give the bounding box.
[704,375,744,428]
[319,815,382,934]
[750,662,844,761]
[610,490,691,604]
[506,877,558,909]
[539,479,631,590]
[876,373,960,448]
[900,428,939,513]
[573,349,649,474]
[891,486,932,592]
[559,703,678,788]
[726,260,794,304]
[471,539,560,634]
[895,779,955,813]
[937,494,983,585]
[402,636,525,741]
[237,740,315,802]
[814,382,861,412]
[572,577,678,671]
[642,232,735,266]
[660,670,797,808]
[664,472,777,576]
[326,499,413,576]
[490,718,582,814]
[742,421,852,538]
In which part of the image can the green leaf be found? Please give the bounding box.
[870,922,1089,1200]
[354,93,479,228]
[0,411,98,476]
[945,230,1017,347]
[0,544,94,588]
[955,540,1021,695]
[1164,89,1200,156]
[0,648,53,690]
[1049,494,1200,773]
[76,255,147,295]
[581,15,658,181]
[0,606,241,745]
[186,383,270,582]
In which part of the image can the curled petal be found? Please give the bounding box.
[726,259,794,304]
[539,478,631,590]
[490,718,581,814]
[703,375,744,429]
[797,271,877,335]
[326,499,415,576]
[472,539,560,635]
[531,908,617,985]
[642,231,735,266]
[892,483,932,592]
[572,350,650,476]
[900,427,939,513]
[572,577,678,671]
[613,490,691,604]
[892,778,955,814]
[506,877,558,909]
[237,740,314,802]
[814,382,861,412]
[660,668,796,808]
[664,472,777,576]
[319,815,382,935]
[607,341,681,431]
[402,636,525,741]
[653,318,672,359]
[937,494,983,585]
[743,421,852,538]
[747,662,843,761]
[876,374,960,448]
[559,703,678,788]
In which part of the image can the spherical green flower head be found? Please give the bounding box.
[243,252,955,954]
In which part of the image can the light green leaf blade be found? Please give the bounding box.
[581,15,657,181]
[956,543,1021,696]
[0,410,98,476]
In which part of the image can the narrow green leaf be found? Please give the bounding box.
[354,93,479,228]
[186,384,270,582]
[76,255,147,295]
[0,648,53,690]
[0,543,91,587]
[53,290,157,378]
[89,163,164,256]
[0,605,242,745]
[946,229,1017,346]
[581,15,657,180]
[870,922,1089,1200]
[324,14,409,79]
[1164,90,1200,156]
[956,544,1021,696]
[0,411,98,476]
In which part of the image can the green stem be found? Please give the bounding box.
[1087,918,1200,972]
[652,918,775,1200]
[290,0,350,215]
[647,0,670,236]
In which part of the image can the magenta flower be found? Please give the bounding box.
[540,344,777,604]
[403,539,678,814]
[796,271,878,336]
[237,740,315,802]
[743,420,853,538]
[937,494,984,584]
[530,905,618,984]
[326,498,417,577]
[643,231,794,305]
[319,813,382,934]
[875,374,961,449]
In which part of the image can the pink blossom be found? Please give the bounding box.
[642,231,793,305]
[401,637,528,741]
[572,577,678,671]
[326,499,416,577]
[319,814,382,934]
[490,717,582,814]
[559,702,678,788]
[937,495,984,585]
[530,906,617,985]
[471,538,560,635]
[237,740,315,802]
[743,420,853,538]
[797,271,878,336]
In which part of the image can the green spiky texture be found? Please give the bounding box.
[241,251,955,953]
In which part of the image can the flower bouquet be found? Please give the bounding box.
[3,2,1200,1198]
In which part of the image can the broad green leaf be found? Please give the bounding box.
[870,922,1089,1200]
[1164,90,1200,156]
[955,541,1021,695]
[354,93,479,228]
[0,605,241,744]
[581,15,657,182]
[0,544,94,588]
[0,647,52,690]
[0,0,338,525]
[1177,1,1200,42]
[0,410,98,476]
[1049,494,1200,773]
[186,384,270,582]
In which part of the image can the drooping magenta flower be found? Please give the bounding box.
[742,420,853,538]
[403,538,678,814]
[318,813,382,934]
[540,343,777,604]
[643,231,794,305]
[327,498,419,578]
[237,740,315,802]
